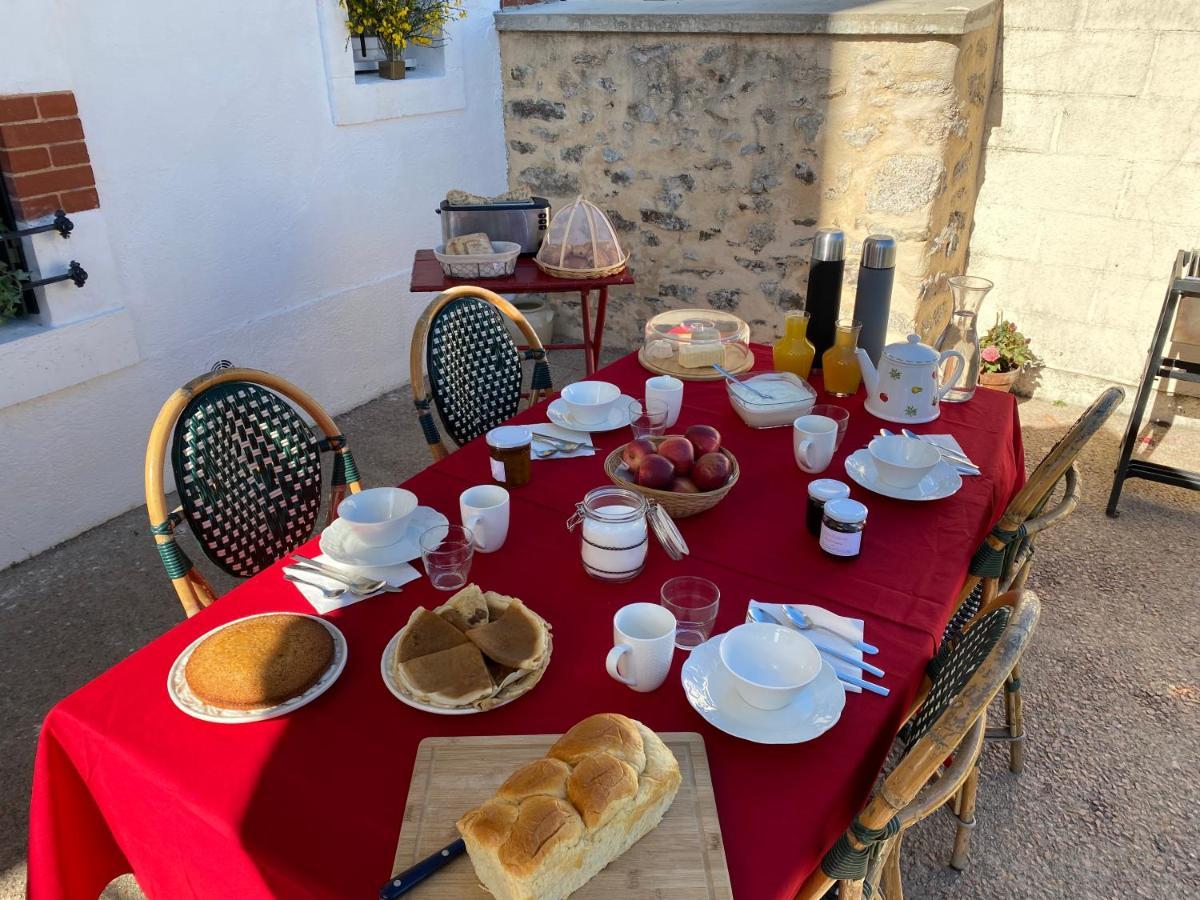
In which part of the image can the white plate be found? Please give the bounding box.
[319,506,449,568]
[380,629,517,716]
[844,450,963,501]
[681,634,845,744]
[167,613,347,724]
[547,394,635,433]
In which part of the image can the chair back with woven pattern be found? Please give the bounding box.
[943,386,1122,643]
[410,285,552,461]
[145,367,362,617]
[800,590,1040,899]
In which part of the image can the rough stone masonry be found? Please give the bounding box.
[498,14,998,348]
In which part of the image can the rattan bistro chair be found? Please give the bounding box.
[940,386,1123,774]
[797,590,1040,900]
[144,367,362,617]
[410,285,553,462]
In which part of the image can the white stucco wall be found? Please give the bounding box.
[969,0,1200,403]
[0,0,507,568]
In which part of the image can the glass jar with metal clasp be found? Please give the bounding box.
[566,486,688,582]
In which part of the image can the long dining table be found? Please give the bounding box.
[28,345,1024,900]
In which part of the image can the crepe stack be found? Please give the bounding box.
[391,585,552,711]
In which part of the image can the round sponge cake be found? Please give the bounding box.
[185,614,335,710]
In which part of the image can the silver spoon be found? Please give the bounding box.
[899,427,977,467]
[713,363,773,400]
[288,558,387,593]
[782,604,880,655]
[283,571,349,600]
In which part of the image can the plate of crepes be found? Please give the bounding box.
[381,584,552,714]
[168,612,347,723]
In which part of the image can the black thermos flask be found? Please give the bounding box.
[806,228,845,370]
[852,234,897,366]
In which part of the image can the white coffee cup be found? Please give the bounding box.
[606,602,677,692]
[793,414,839,474]
[459,485,510,554]
[645,375,684,428]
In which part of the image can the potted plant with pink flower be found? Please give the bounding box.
[978,314,1035,392]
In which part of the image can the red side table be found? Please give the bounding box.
[410,250,635,375]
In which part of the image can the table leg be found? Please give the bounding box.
[580,289,595,376]
[591,286,609,372]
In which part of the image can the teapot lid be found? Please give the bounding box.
[882,334,939,365]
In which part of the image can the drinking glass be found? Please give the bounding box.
[809,404,849,449]
[419,524,475,591]
[628,398,670,439]
[660,576,720,650]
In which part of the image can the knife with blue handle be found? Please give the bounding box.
[836,671,890,696]
[379,838,465,899]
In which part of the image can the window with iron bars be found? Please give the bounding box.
[0,176,37,323]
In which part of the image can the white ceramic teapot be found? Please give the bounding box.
[856,334,964,424]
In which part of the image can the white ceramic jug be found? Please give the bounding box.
[856,334,964,424]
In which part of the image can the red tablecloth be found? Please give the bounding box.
[28,346,1024,900]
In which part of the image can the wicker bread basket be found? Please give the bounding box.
[603,436,739,519]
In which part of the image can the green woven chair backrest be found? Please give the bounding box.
[427,296,522,446]
[171,381,322,578]
[902,604,1013,751]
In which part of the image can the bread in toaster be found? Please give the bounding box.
[456,713,681,900]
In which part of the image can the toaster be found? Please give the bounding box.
[437,196,550,255]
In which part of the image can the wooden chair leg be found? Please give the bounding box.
[1006,663,1026,773]
[837,880,864,900]
[949,764,979,871]
[881,834,904,900]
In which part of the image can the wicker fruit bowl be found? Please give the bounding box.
[604,437,740,519]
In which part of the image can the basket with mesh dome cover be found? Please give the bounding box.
[534,195,628,279]
[144,367,362,618]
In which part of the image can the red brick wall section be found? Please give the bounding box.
[0,91,99,222]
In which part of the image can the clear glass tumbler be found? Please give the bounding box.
[628,398,670,439]
[419,524,475,591]
[660,575,720,650]
[809,404,850,449]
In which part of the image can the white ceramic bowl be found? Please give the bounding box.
[718,623,823,710]
[867,435,941,488]
[336,487,418,548]
[560,380,621,426]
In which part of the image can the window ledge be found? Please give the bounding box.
[0,308,140,409]
[317,1,466,125]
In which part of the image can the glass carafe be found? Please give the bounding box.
[821,319,862,397]
[939,310,980,403]
[773,310,816,380]
[936,275,992,403]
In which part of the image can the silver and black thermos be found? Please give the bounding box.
[806,228,845,370]
[852,234,897,366]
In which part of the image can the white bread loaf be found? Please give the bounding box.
[456,713,681,900]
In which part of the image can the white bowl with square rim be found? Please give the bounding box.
[718,623,823,710]
[336,487,418,548]
[559,381,621,427]
[866,434,942,489]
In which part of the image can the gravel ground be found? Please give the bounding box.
[1,354,1196,899]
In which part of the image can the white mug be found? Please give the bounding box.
[793,414,839,474]
[645,375,684,428]
[606,603,677,692]
[459,485,510,554]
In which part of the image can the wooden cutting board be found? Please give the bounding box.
[391,732,732,899]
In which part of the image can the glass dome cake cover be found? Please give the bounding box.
[640,309,753,381]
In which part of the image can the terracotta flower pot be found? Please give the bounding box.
[979,368,1021,393]
[378,59,406,80]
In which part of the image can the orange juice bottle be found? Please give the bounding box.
[773,310,816,379]
[822,319,862,396]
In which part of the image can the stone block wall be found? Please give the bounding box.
[497,14,998,350]
[970,0,1200,403]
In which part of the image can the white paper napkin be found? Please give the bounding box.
[924,434,978,470]
[747,600,870,693]
[527,423,596,459]
[288,553,422,615]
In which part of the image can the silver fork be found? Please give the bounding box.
[288,556,388,593]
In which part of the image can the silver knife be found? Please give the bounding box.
[528,430,596,450]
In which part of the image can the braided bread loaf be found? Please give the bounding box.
[456,714,681,900]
